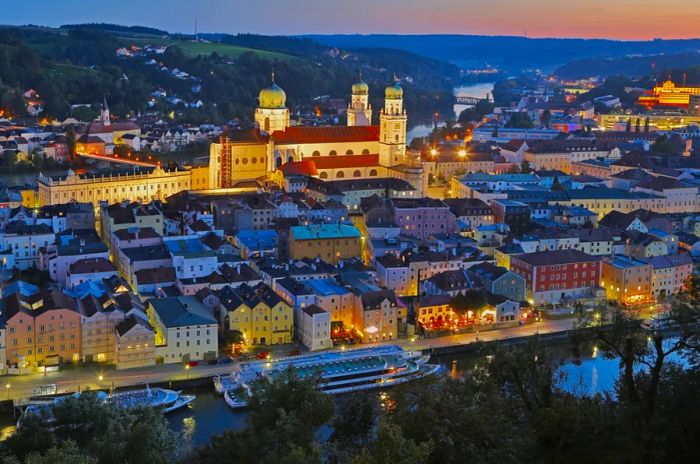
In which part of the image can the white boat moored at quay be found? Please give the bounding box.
[215,345,440,409]
[19,386,195,426]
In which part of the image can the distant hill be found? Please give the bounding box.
[305,34,700,71]
[60,23,169,37]
[555,53,700,79]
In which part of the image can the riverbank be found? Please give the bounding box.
[0,316,576,404]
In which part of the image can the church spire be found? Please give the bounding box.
[100,95,111,126]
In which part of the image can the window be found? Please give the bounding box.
[329,150,337,156]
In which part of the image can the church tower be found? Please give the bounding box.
[100,95,111,126]
[254,71,289,134]
[347,75,372,126]
[379,78,407,167]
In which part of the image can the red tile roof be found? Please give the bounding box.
[280,160,318,176]
[271,125,380,144]
[311,154,379,170]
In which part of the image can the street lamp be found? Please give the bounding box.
[5,384,9,401]
[185,364,190,380]
[98,374,104,384]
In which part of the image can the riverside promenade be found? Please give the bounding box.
[1,317,576,402]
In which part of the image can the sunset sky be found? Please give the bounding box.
[5,0,700,40]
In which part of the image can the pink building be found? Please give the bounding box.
[4,290,82,367]
[392,198,456,240]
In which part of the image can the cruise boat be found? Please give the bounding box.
[20,386,194,425]
[108,386,195,413]
[214,345,440,409]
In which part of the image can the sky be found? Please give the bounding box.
[4,0,700,40]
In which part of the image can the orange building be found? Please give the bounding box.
[4,290,82,367]
[75,134,106,157]
[638,80,700,109]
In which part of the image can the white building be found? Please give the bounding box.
[297,304,332,351]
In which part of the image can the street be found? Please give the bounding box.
[1,317,577,401]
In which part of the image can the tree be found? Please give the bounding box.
[625,118,632,132]
[24,441,96,464]
[1,393,177,464]
[520,159,531,173]
[190,367,333,464]
[551,177,565,191]
[644,116,650,132]
[571,273,700,461]
[350,421,432,464]
[634,117,641,132]
[650,134,681,154]
[224,329,244,346]
[505,112,534,129]
[65,126,77,163]
[540,109,552,128]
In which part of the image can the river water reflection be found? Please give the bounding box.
[167,341,626,448]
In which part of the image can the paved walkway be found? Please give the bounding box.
[1,318,577,401]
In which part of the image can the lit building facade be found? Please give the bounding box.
[37,167,191,207]
[638,80,700,109]
[208,74,423,193]
[601,255,654,305]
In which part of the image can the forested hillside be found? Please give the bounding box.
[0,25,458,125]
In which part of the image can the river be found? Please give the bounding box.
[164,341,622,448]
[406,82,495,144]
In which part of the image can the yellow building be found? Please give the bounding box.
[289,224,363,265]
[37,166,191,207]
[219,283,293,346]
[601,255,654,305]
[208,74,424,193]
[638,80,700,108]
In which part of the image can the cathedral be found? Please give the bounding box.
[208,74,424,193]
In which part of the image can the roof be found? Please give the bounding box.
[636,176,690,192]
[513,249,600,267]
[290,224,361,241]
[149,296,216,328]
[376,253,406,269]
[135,267,176,285]
[121,245,171,263]
[599,210,640,230]
[164,238,216,258]
[604,254,650,270]
[306,278,350,296]
[69,258,117,274]
[218,282,285,311]
[311,154,379,170]
[468,262,511,281]
[271,125,380,144]
[301,304,327,316]
[640,253,693,269]
[236,229,278,249]
[426,270,472,291]
[360,289,401,311]
[222,129,269,144]
[116,314,153,337]
[280,160,318,177]
[418,294,452,308]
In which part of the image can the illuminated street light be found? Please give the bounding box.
[185,363,191,380]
